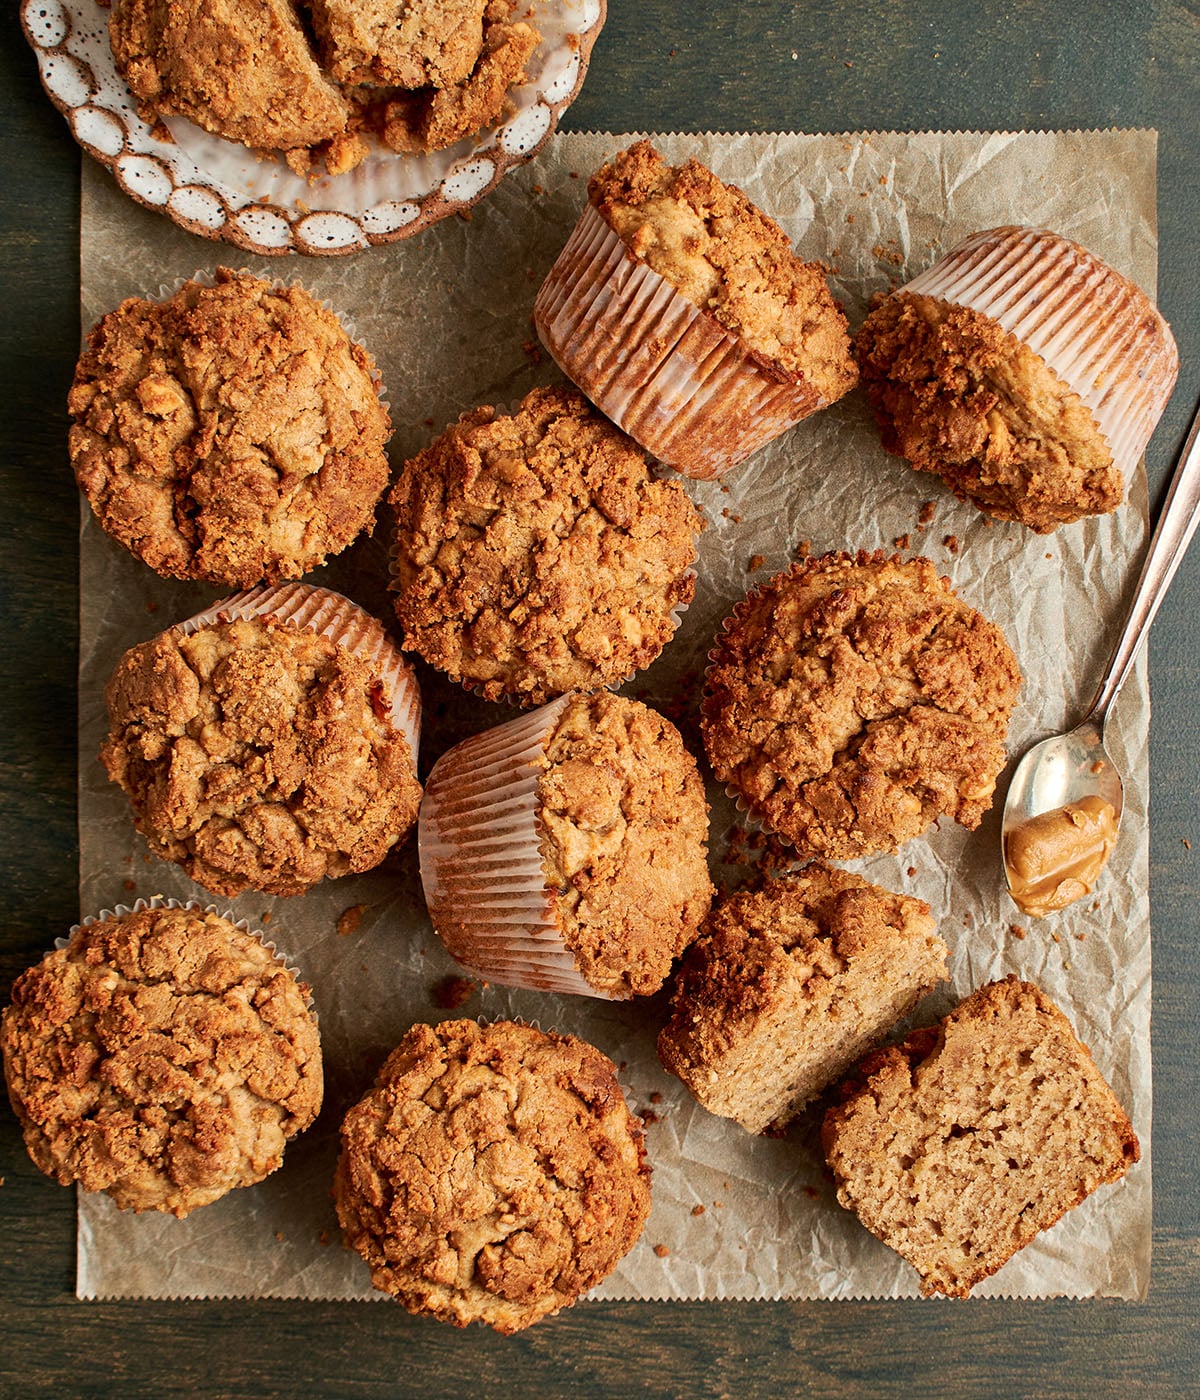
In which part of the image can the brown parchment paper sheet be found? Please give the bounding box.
[75,129,1156,1302]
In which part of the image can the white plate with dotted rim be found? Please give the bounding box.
[20,0,607,256]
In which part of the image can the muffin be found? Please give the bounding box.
[657,866,948,1134]
[1,902,322,1217]
[310,0,491,89]
[701,551,1022,859]
[334,1018,651,1332]
[534,139,858,479]
[420,690,713,998]
[857,226,1179,532]
[69,268,392,588]
[390,385,702,705]
[101,583,422,899]
[821,976,1140,1298]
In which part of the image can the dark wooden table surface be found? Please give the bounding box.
[3,3,1198,1396]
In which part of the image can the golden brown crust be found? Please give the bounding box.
[101,615,421,898]
[856,293,1121,533]
[657,866,947,1133]
[821,976,1140,1297]
[311,0,489,89]
[588,141,858,401]
[1,906,322,1216]
[69,270,391,588]
[334,1019,651,1332]
[701,551,1021,859]
[389,385,703,706]
[537,692,712,998]
[110,0,351,151]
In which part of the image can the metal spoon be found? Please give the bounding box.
[1002,397,1200,910]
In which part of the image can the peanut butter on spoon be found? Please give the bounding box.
[1005,796,1119,918]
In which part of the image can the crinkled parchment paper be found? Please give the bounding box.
[75,129,1157,1302]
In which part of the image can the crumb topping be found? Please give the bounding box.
[588,141,858,399]
[390,385,703,705]
[1,906,322,1216]
[857,293,1121,532]
[101,615,421,898]
[69,269,391,588]
[701,551,1021,858]
[334,1019,651,1332]
[536,692,713,998]
[312,0,489,88]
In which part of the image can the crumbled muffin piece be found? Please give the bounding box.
[1,906,322,1216]
[413,16,540,151]
[69,270,391,588]
[390,385,702,705]
[588,140,858,402]
[701,551,1021,858]
[536,692,713,998]
[110,0,351,152]
[658,866,947,1133]
[334,1019,651,1332]
[311,0,489,88]
[822,976,1140,1297]
[857,293,1122,533]
[101,614,421,898]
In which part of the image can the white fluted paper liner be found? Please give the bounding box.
[177,582,420,771]
[903,226,1179,483]
[534,204,828,480]
[419,694,622,999]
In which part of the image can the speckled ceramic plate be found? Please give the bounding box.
[20,0,606,256]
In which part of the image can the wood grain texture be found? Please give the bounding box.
[2,2,1198,1396]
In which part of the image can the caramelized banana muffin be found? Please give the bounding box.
[334,1018,651,1332]
[390,385,702,705]
[69,269,391,588]
[702,551,1021,859]
[101,587,422,898]
[420,691,713,998]
[658,866,947,1134]
[1,903,322,1217]
[822,976,1141,1297]
[857,227,1178,532]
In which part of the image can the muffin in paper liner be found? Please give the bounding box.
[2,896,323,1217]
[859,225,1178,531]
[419,691,713,999]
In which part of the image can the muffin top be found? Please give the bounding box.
[588,140,858,400]
[311,0,490,88]
[702,551,1021,858]
[110,0,351,152]
[334,1018,651,1332]
[390,385,702,705]
[101,613,422,898]
[1,905,322,1217]
[857,293,1122,532]
[537,692,713,998]
[69,269,392,588]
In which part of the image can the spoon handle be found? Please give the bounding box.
[1090,396,1200,726]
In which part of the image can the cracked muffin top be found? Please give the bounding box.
[69,269,391,589]
[312,0,490,90]
[334,1018,651,1332]
[101,612,422,898]
[1,904,322,1217]
[389,385,703,705]
[588,140,858,401]
[702,551,1021,859]
[856,293,1123,533]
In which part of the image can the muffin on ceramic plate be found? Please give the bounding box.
[856,226,1179,532]
[534,139,858,479]
[389,384,703,706]
[419,690,713,999]
[658,865,948,1135]
[69,268,391,587]
[701,550,1021,859]
[1,900,322,1217]
[335,1017,651,1332]
[101,582,422,899]
[822,976,1141,1297]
